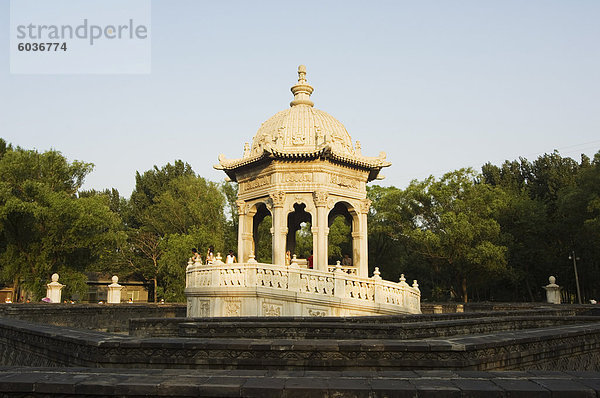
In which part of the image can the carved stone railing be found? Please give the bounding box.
[327,262,357,275]
[185,258,421,315]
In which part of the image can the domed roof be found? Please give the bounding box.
[216,65,391,181]
[249,65,355,157]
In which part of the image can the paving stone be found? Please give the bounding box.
[409,378,461,398]
[491,378,551,398]
[375,370,419,378]
[113,375,161,395]
[196,376,246,397]
[284,377,329,398]
[0,373,40,393]
[531,379,596,397]
[268,370,307,377]
[370,378,417,398]
[327,378,372,397]
[528,370,577,378]
[451,379,504,398]
[241,377,287,398]
[415,370,460,378]
[157,376,211,396]
[33,373,90,394]
[455,371,498,378]
[575,378,600,391]
[74,375,128,395]
[567,371,600,379]
[489,371,535,378]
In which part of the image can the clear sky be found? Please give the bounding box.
[2,0,599,197]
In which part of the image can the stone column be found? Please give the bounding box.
[311,226,318,266]
[356,199,371,278]
[107,276,123,304]
[270,192,287,266]
[313,191,329,271]
[46,273,64,303]
[236,200,250,263]
[351,230,361,273]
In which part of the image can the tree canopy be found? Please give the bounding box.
[1,137,599,304]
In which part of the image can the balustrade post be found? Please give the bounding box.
[288,255,301,292]
[246,263,256,287]
[333,264,346,298]
[210,266,220,287]
[371,267,383,304]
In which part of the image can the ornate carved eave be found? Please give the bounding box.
[215,147,390,182]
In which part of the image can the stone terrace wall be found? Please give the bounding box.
[0,304,186,332]
[3,316,600,371]
[129,308,577,337]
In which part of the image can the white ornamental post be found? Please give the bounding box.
[543,276,561,304]
[333,261,345,298]
[107,275,123,304]
[46,273,64,303]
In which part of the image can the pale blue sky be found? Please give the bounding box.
[2,0,599,196]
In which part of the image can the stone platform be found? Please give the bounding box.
[2,306,600,371]
[0,303,185,333]
[1,367,600,397]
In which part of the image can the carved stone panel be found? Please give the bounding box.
[284,172,312,183]
[262,302,283,317]
[330,174,359,190]
[239,175,271,194]
[224,298,241,316]
[306,307,328,317]
[198,300,210,317]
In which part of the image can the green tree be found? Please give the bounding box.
[0,145,122,300]
[481,151,593,302]
[328,216,351,263]
[376,169,508,302]
[555,151,600,301]
[221,182,239,254]
[122,164,226,302]
[254,215,272,263]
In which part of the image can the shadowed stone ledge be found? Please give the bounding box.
[0,368,599,397]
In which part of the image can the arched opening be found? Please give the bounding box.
[286,203,312,259]
[328,202,354,266]
[252,202,272,263]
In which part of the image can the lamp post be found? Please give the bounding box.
[569,251,582,304]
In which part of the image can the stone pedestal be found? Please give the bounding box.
[46,273,64,303]
[107,276,123,304]
[543,276,561,304]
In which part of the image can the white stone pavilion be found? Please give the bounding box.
[185,66,421,317]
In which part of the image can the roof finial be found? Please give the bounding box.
[290,65,314,107]
[298,65,307,84]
